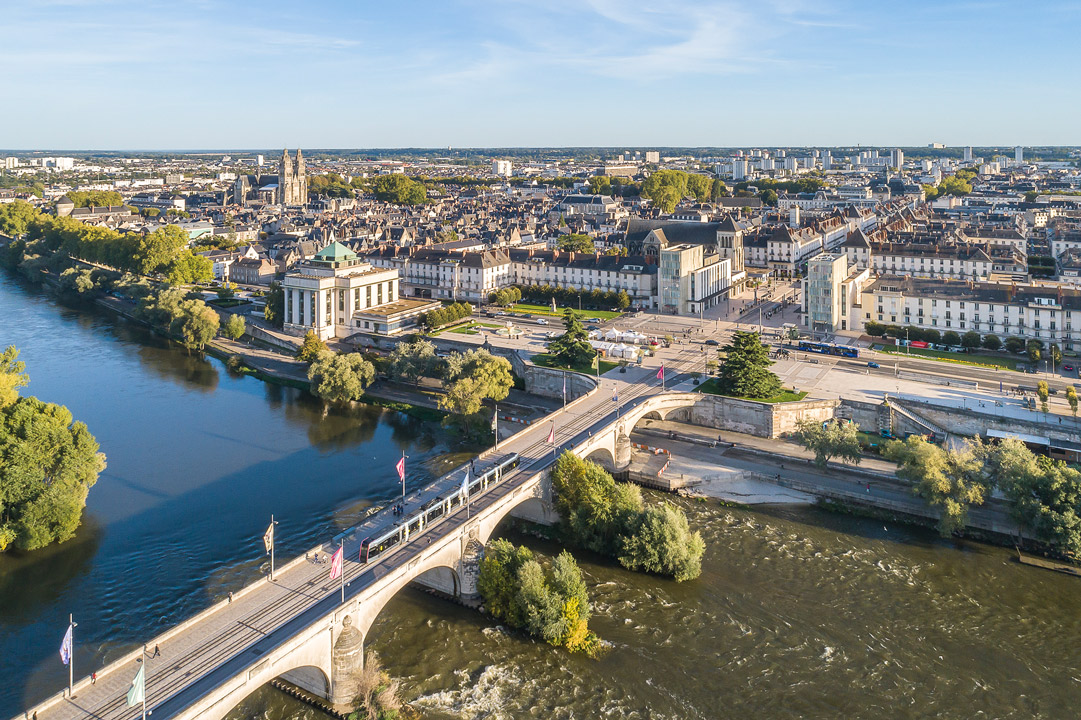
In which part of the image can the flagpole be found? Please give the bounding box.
[494,402,499,451]
[68,614,74,698]
[270,514,275,582]
[562,371,567,411]
[340,540,345,604]
[142,646,147,720]
[401,451,406,505]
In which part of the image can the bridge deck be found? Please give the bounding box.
[20,359,693,720]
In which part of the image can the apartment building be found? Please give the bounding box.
[508,248,657,306]
[364,247,512,303]
[658,244,732,315]
[859,276,1081,350]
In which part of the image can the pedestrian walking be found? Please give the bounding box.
[91,672,97,685]
[228,592,233,603]
[866,483,871,493]
[153,644,160,657]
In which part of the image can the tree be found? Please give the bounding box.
[307,351,375,403]
[961,331,982,350]
[170,299,219,351]
[864,321,886,337]
[0,200,40,236]
[715,331,781,399]
[548,309,594,368]
[616,290,630,311]
[710,179,727,201]
[794,419,863,467]
[1050,344,1063,367]
[1067,386,1078,418]
[296,331,328,362]
[216,282,236,300]
[942,331,962,347]
[388,338,438,384]
[264,281,284,328]
[884,437,986,536]
[166,251,213,285]
[1037,380,1049,414]
[0,351,106,552]
[619,503,705,582]
[222,314,246,341]
[587,176,612,196]
[981,334,1002,351]
[550,451,643,556]
[1027,339,1043,364]
[0,345,29,409]
[439,349,514,428]
[135,225,189,276]
[477,538,533,627]
[556,233,595,254]
[372,174,427,205]
[1004,337,1026,354]
[758,189,779,206]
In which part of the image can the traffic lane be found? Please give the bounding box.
[835,355,1079,392]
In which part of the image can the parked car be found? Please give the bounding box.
[537,318,549,325]
[705,339,720,346]
[588,317,601,323]
[867,361,880,368]
[1063,364,1075,372]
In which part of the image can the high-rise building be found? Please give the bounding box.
[1015,146,1024,164]
[890,148,904,169]
[963,146,973,163]
[805,253,849,334]
[492,160,513,177]
[256,155,265,167]
[645,151,660,163]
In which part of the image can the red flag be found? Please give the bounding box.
[329,546,344,580]
[395,456,405,483]
[546,425,555,444]
[656,365,664,380]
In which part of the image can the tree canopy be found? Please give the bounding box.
[715,331,781,399]
[794,418,862,467]
[548,309,594,368]
[556,233,595,254]
[296,331,329,362]
[307,351,376,404]
[884,437,987,536]
[372,174,427,205]
[0,347,106,552]
[388,338,438,384]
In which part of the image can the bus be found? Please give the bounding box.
[797,340,859,358]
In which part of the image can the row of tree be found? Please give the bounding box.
[478,540,599,655]
[516,285,630,312]
[640,170,724,212]
[126,280,221,351]
[419,301,473,330]
[865,323,1062,363]
[550,452,704,581]
[0,347,106,552]
[487,286,522,307]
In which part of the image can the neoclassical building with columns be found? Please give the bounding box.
[282,242,439,339]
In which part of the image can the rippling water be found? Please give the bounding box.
[3,274,1080,720]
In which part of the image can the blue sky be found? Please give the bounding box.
[1,0,1078,149]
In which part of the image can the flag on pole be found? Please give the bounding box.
[657,365,665,380]
[562,373,566,399]
[491,409,498,429]
[262,522,274,555]
[329,546,344,580]
[546,425,555,444]
[59,624,72,666]
[126,665,145,707]
[461,468,470,499]
[395,456,405,483]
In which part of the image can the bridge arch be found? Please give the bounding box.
[277,664,331,698]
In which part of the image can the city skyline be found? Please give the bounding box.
[2,0,1079,149]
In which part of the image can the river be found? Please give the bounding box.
[3,274,1081,719]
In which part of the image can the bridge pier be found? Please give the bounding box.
[330,614,365,707]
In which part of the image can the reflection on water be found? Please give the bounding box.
[0,274,472,716]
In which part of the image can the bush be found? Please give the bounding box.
[619,504,705,582]
[296,330,328,362]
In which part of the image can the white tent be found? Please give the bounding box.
[604,328,623,341]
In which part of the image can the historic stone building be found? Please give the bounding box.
[279,148,308,206]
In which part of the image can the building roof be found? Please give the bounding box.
[313,241,357,262]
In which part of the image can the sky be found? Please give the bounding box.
[1,0,1079,150]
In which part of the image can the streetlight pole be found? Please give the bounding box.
[494,402,499,450]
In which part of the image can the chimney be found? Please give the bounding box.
[789,206,800,228]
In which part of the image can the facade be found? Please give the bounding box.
[282,241,437,339]
[509,249,657,307]
[859,276,1081,351]
[804,253,849,334]
[279,149,308,205]
[492,160,513,177]
[658,244,732,315]
[230,256,277,286]
[645,151,660,163]
[365,247,512,303]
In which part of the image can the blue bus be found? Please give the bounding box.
[797,340,859,358]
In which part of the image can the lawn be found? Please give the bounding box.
[502,303,624,321]
[874,345,1019,371]
[697,378,808,403]
[532,352,619,375]
[444,321,502,336]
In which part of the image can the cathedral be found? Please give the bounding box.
[231,148,308,206]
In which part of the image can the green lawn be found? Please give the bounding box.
[502,303,624,321]
[874,345,1019,370]
[532,352,619,375]
[697,378,808,403]
[444,321,502,336]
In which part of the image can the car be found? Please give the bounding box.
[496,311,507,316]
[705,339,720,346]
[867,361,880,368]
[1064,364,1075,372]
[588,317,601,323]
[537,318,549,325]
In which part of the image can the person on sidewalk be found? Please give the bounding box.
[91,672,96,685]
[153,644,160,657]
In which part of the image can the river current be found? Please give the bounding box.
[2,274,1080,719]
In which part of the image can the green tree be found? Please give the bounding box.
[170,299,219,351]
[716,331,781,399]
[758,189,779,206]
[685,173,713,202]
[961,331,982,350]
[1067,386,1078,418]
[794,418,863,467]
[296,331,329,362]
[619,503,705,582]
[222,314,246,341]
[307,351,375,403]
[216,282,236,300]
[66,190,123,208]
[477,538,533,627]
[388,338,438,384]
[1027,339,1043,364]
[710,179,727,201]
[615,290,630,311]
[1037,380,1049,414]
[264,281,285,328]
[0,346,29,409]
[0,351,106,552]
[885,437,986,536]
[942,331,962,347]
[556,233,595,254]
[135,225,189,276]
[864,321,886,337]
[372,174,427,205]
[548,309,594,369]
[1004,337,1026,354]
[166,251,213,285]
[981,334,1001,351]
[588,176,612,196]
[0,200,40,236]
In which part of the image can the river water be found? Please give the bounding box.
[3,275,1081,719]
